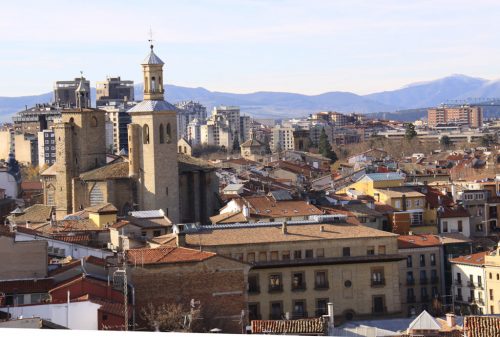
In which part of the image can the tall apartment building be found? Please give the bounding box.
[53,77,91,108]
[176,101,207,140]
[212,105,240,138]
[240,115,251,142]
[271,125,295,152]
[187,118,202,146]
[13,133,38,166]
[95,76,134,106]
[99,102,135,154]
[0,129,15,161]
[428,106,483,128]
[12,103,61,134]
[37,129,56,166]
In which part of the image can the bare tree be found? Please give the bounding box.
[140,302,201,332]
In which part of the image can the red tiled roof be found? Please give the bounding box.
[51,233,92,243]
[0,278,54,294]
[449,251,489,266]
[251,318,326,335]
[126,246,216,265]
[48,259,82,276]
[464,315,500,337]
[98,301,132,318]
[21,181,43,190]
[439,206,469,218]
[398,234,442,249]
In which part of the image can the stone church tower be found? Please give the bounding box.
[53,75,107,217]
[128,44,180,222]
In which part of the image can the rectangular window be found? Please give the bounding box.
[371,267,385,286]
[378,245,386,255]
[269,274,283,292]
[247,252,255,263]
[395,200,401,209]
[292,272,306,291]
[270,251,279,261]
[343,247,351,257]
[270,302,283,320]
[305,249,313,259]
[316,248,325,258]
[430,253,436,266]
[443,221,448,232]
[315,271,329,289]
[316,299,328,316]
[248,275,260,294]
[367,246,375,255]
[458,220,463,232]
[292,299,307,319]
[153,230,161,237]
[407,255,413,268]
[259,252,267,262]
[294,250,302,259]
[490,289,494,301]
[282,251,290,260]
[420,254,426,267]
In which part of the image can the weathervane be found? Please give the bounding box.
[148,28,154,50]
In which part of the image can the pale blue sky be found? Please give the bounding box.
[1,0,499,96]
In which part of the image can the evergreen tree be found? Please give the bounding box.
[440,135,451,148]
[232,132,240,152]
[318,128,337,162]
[405,123,417,140]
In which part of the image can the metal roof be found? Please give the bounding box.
[129,209,165,218]
[127,100,177,113]
[142,49,164,65]
[361,172,405,182]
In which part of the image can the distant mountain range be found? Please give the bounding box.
[1,74,500,122]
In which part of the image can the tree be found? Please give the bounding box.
[318,128,337,162]
[480,134,494,147]
[140,302,201,332]
[440,135,452,148]
[232,132,240,152]
[405,123,417,140]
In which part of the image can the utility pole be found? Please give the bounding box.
[114,251,128,331]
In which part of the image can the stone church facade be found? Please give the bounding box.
[41,45,220,224]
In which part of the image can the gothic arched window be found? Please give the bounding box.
[151,76,156,92]
[166,123,172,143]
[143,124,150,144]
[159,124,165,144]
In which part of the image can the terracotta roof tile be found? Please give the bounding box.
[251,318,326,335]
[398,234,442,249]
[439,206,469,218]
[85,203,117,214]
[0,279,54,294]
[126,246,216,265]
[449,251,489,266]
[464,315,500,337]
[21,181,43,190]
[80,162,129,180]
[8,204,54,224]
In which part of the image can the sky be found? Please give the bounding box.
[1,0,500,96]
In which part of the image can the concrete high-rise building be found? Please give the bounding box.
[240,115,251,142]
[428,106,483,128]
[127,44,180,222]
[99,102,135,154]
[37,129,56,167]
[12,103,61,134]
[95,76,134,106]
[187,118,202,146]
[176,101,207,141]
[211,105,240,139]
[271,125,295,152]
[53,76,91,108]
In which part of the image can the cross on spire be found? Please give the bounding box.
[148,28,154,50]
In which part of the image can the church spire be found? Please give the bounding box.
[75,71,90,109]
[142,32,165,101]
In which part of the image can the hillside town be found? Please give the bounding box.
[1,44,500,337]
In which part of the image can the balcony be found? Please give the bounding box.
[467,281,476,288]
[476,283,484,290]
[371,306,387,315]
[314,281,329,290]
[248,285,260,295]
[406,278,415,286]
[371,278,385,287]
[407,295,416,303]
[270,313,284,320]
[292,311,308,319]
[455,279,462,286]
[268,284,283,293]
[431,276,439,284]
[420,277,428,285]
[291,283,307,292]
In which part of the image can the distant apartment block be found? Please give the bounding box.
[95,76,134,106]
[271,125,295,152]
[12,103,61,134]
[37,129,56,166]
[99,102,135,154]
[176,101,207,141]
[54,77,91,108]
[428,106,483,128]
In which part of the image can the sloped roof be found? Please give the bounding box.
[408,310,441,331]
[449,251,488,266]
[398,234,442,249]
[251,318,326,335]
[178,153,215,172]
[142,48,164,65]
[439,206,469,218]
[126,246,215,265]
[241,138,264,147]
[360,172,405,182]
[210,211,248,224]
[127,100,177,113]
[80,162,129,180]
[0,278,54,294]
[41,164,57,176]
[85,203,118,214]
[9,204,54,224]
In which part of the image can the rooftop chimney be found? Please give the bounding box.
[320,225,324,232]
[446,313,456,328]
[282,221,287,235]
[176,232,186,247]
[327,302,334,329]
